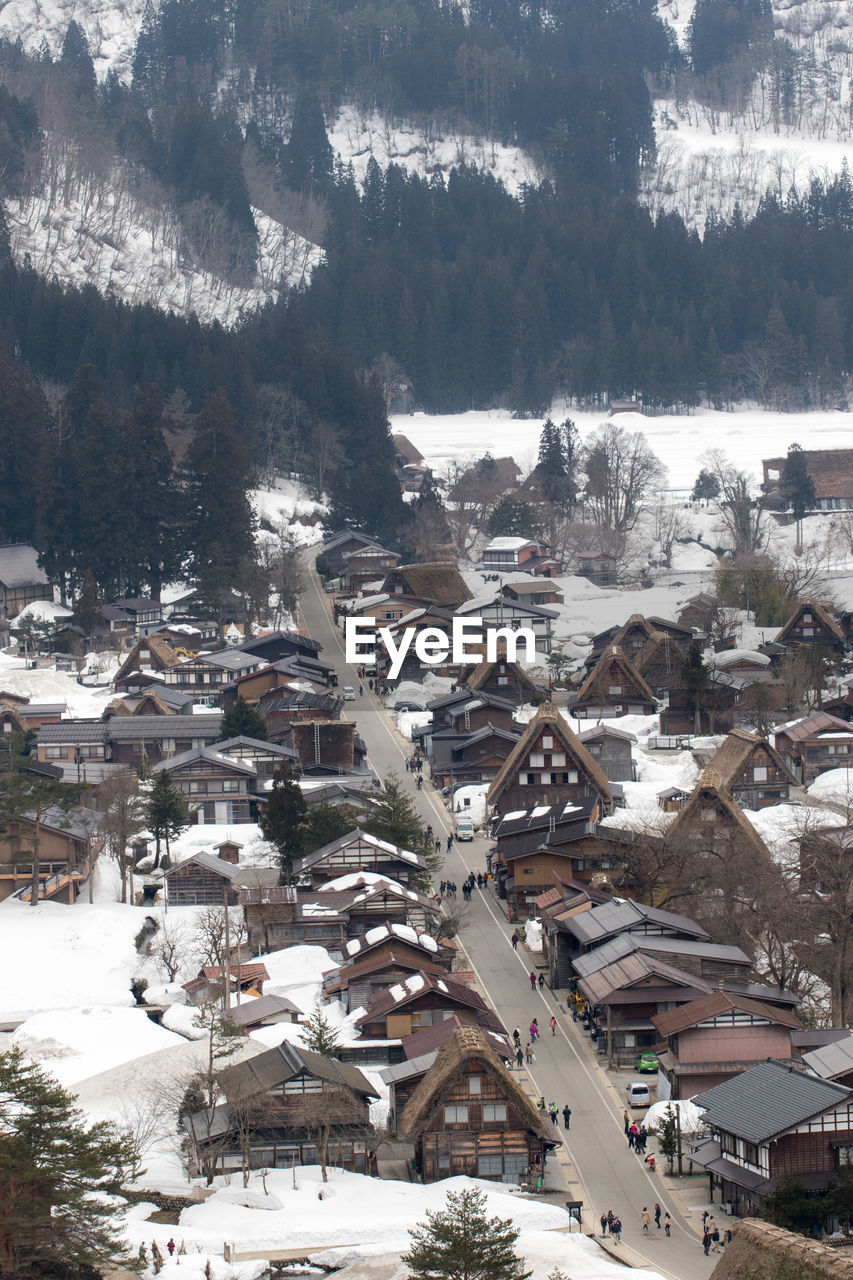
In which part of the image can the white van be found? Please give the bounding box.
[626,1081,651,1109]
[455,815,475,841]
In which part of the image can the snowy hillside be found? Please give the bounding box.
[647,0,853,224]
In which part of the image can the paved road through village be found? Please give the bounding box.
[298,549,715,1280]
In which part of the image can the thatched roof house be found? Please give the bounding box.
[382,563,473,608]
[775,596,845,650]
[398,1024,558,1183]
[574,645,656,718]
[704,728,799,810]
[710,1219,853,1280]
[487,702,612,817]
[668,774,772,864]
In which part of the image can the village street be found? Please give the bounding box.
[298,550,717,1280]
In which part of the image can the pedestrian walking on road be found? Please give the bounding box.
[623,1111,630,1135]
[572,1004,578,1022]
[562,1105,571,1130]
[525,1043,533,1064]
[538,973,545,990]
[446,834,453,852]
[515,1046,523,1068]
[607,1210,615,1236]
[417,775,423,789]
[549,1102,558,1124]
[703,1230,711,1256]
[167,1240,176,1257]
[664,1213,671,1237]
[529,1019,538,1041]
[627,1127,635,1150]
[511,931,519,949]
[529,971,537,990]
[477,872,484,888]
[435,838,442,854]
[611,1218,622,1244]
[359,684,364,696]
[537,1097,546,1112]
[600,1213,608,1237]
[549,1015,557,1035]
[654,1203,661,1229]
[641,1207,651,1233]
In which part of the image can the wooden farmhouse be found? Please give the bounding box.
[315,872,441,933]
[323,944,450,1013]
[258,690,343,742]
[573,646,656,718]
[463,657,541,705]
[538,888,710,988]
[182,962,269,1007]
[214,735,299,780]
[589,613,693,663]
[652,991,803,1099]
[430,724,520,788]
[502,581,564,607]
[290,720,358,774]
[399,1025,558,1183]
[490,796,611,913]
[163,852,278,907]
[239,885,351,956]
[381,562,474,608]
[291,829,428,889]
[113,635,185,691]
[762,448,853,512]
[577,724,636,782]
[185,1042,379,1176]
[382,1016,512,1128]
[692,1059,853,1217]
[226,994,302,1034]
[428,688,516,734]
[0,544,52,619]
[339,924,454,969]
[487,702,612,819]
[704,729,799,809]
[322,531,384,578]
[774,710,853,784]
[775,597,846,652]
[342,546,399,593]
[634,628,691,694]
[676,592,722,633]
[355,971,503,1040]
[0,803,103,903]
[667,774,772,864]
[218,664,306,710]
[152,747,259,824]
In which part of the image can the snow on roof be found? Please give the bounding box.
[485,536,534,550]
[319,871,406,894]
[11,600,73,627]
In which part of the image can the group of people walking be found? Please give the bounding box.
[599,1210,623,1243]
[702,1212,726,1254]
[624,1114,650,1153]
[536,1097,572,1129]
[640,1204,671,1235]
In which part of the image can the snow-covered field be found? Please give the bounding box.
[396,404,853,494]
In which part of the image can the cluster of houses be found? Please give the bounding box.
[176,822,561,1187]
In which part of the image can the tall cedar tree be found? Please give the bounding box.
[362,775,439,890]
[219,696,268,742]
[782,443,817,549]
[261,762,307,882]
[681,645,710,735]
[301,1005,343,1057]
[403,1186,532,1280]
[0,347,51,544]
[183,390,256,606]
[147,769,190,869]
[121,383,183,597]
[0,1047,136,1277]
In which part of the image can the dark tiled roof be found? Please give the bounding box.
[106,714,222,740]
[695,1059,852,1143]
[37,721,109,744]
[563,899,710,947]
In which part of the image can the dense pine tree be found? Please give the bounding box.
[403,1186,531,1280]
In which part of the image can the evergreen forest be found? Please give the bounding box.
[0,0,850,571]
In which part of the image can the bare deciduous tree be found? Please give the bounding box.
[582,424,664,533]
[701,450,767,555]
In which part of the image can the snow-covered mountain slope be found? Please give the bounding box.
[6,143,322,325]
[0,0,145,80]
[646,0,853,224]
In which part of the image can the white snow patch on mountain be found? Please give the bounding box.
[0,0,146,81]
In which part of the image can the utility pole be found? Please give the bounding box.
[223,892,231,1013]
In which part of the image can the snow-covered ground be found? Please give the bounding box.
[251,477,327,548]
[396,404,853,495]
[0,650,118,716]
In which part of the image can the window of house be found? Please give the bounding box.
[802,627,814,637]
[189,781,207,794]
[551,752,566,766]
[753,766,768,782]
[839,1145,853,1166]
[529,753,545,768]
[161,739,175,753]
[221,779,240,792]
[608,685,622,695]
[721,1133,736,1156]
[542,736,553,749]
[478,1155,503,1175]
[482,1103,507,1122]
[561,770,578,784]
[803,613,813,623]
[438,1156,451,1170]
[497,676,508,685]
[525,773,537,785]
[444,1105,468,1123]
[701,807,717,821]
[45,746,66,759]
[742,1141,759,1166]
[469,1076,481,1094]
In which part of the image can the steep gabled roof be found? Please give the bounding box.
[382,563,473,607]
[775,710,853,743]
[486,703,612,806]
[652,990,803,1039]
[464,659,540,698]
[775,596,845,645]
[113,634,184,683]
[292,827,427,875]
[574,645,656,706]
[706,728,799,792]
[802,1032,853,1082]
[668,776,772,863]
[356,971,489,1026]
[217,1042,378,1102]
[398,1025,556,1142]
[695,1058,852,1143]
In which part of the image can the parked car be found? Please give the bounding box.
[634,1052,659,1074]
[626,1081,651,1109]
[342,686,356,701]
[394,701,425,713]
